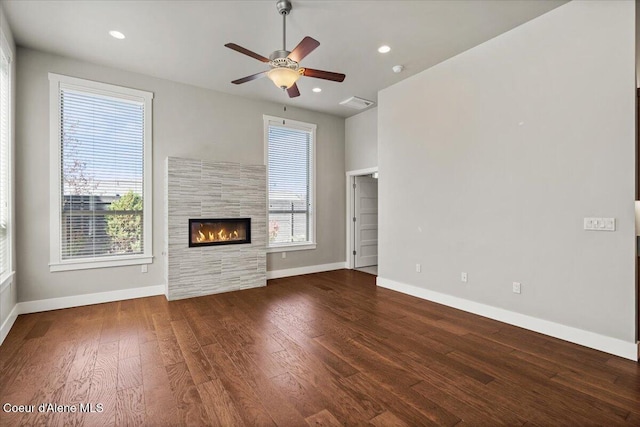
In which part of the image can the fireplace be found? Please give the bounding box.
[189,218,251,247]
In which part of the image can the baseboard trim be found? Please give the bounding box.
[377,277,638,361]
[18,284,165,315]
[267,262,346,280]
[0,303,19,346]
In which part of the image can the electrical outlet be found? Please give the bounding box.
[461,272,468,283]
[282,252,286,259]
[141,264,148,273]
[416,263,421,273]
[512,282,521,294]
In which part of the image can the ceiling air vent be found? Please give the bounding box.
[339,96,375,110]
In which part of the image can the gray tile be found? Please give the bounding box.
[166,157,266,300]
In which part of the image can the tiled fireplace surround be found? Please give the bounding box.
[165,157,267,300]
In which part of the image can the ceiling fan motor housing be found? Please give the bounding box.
[269,50,291,61]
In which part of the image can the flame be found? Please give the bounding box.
[193,225,243,244]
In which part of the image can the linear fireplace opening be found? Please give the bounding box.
[189,218,251,247]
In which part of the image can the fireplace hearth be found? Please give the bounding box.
[189,218,251,247]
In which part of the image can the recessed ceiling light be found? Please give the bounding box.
[109,30,126,40]
[378,45,391,53]
[312,87,322,93]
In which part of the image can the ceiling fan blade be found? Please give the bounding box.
[287,83,300,98]
[288,37,320,63]
[225,43,270,63]
[231,71,267,85]
[302,68,346,82]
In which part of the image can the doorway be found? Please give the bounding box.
[346,168,378,275]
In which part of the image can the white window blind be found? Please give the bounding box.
[49,74,153,271]
[0,41,10,278]
[59,87,144,259]
[265,117,316,248]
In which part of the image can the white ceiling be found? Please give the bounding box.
[2,0,567,118]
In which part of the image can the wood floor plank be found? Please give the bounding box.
[305,409,342,427]
[134,297,158,344]
[411,380,517,426]
[197,378,247,427]
[20,339,80,426]
[139,340,179,426]
[1,270,638,426]
[271,331,383,422]
[166,362,213,426]
[117,356,143,391]
[401,350,526,425]
[152,312,186,366]
[201,341,277,427]
[0,336,44,393]
[0,314,39,361]
[216,315,286,379]
[270,371,327,418]
[60,338,101,427]
[99,305,121,344]
[115,384,145,426]
[84,341,119,427]
[24,319,53,340]
[369,410,411,427]
[223,348,308,425]
[606,356,640,376]
[118,334,140,360]
[313,332,422,389]
[171,319,217,384]
[451,350,629,426]
[338,372,442,427]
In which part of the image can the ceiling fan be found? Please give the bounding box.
[225,0,346,98]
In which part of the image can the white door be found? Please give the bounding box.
[354,175,378,268]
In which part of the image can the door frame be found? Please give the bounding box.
[345,167,378,269]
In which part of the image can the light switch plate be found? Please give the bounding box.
[584,217,615,231]
[603,218,615,231]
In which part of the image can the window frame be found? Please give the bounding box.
[0,28,13,289]
[263,115,317,253]
[48,73,153,271]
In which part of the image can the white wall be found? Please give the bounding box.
[378,0,636,348]
[15,47,345,303]
[345,107,377,172]
[0,4,17,342]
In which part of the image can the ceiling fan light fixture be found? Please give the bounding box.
[267,67,301,89]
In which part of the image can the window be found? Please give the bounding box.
[264,115,316,251]
[0,30,12,283]
[49,74,153,271]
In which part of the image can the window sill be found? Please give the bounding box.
[50,255,153,272]
[267,243,317,253]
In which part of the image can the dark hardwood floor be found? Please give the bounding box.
[1,269,638,426]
